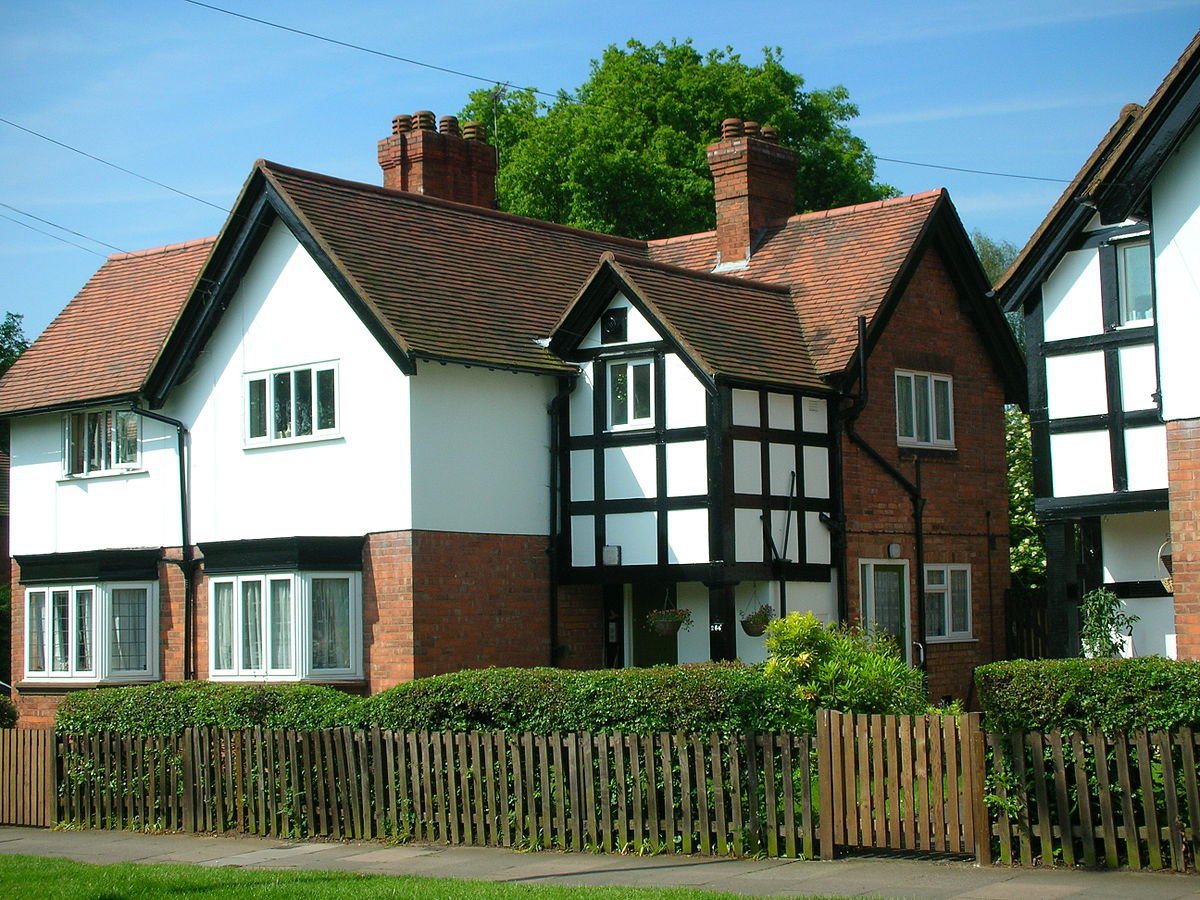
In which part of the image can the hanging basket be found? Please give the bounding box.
[740,617,768,637]
[651,617,684,637]
[1158,540,1174,595]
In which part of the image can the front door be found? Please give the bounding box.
[860,561,911,663]
[629,583,678,667]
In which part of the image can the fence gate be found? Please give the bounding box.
[0,728,56,827]
[816,711,989,861]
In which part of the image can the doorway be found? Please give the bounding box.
[859,560,911,663]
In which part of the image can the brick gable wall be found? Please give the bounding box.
[1167,419,1200,660]
[840,244,1011,703]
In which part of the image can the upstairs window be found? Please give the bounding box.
[1117,240,1153,325]
[63,408,139,476]
[246,363,338,445]
[924,564,972,641]
[895,371,954,449]
[608,358,654,429]
[25,583,157,682]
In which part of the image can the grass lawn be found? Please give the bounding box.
[0,854,815,899]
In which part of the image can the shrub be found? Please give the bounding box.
[763,612,929,722]
[1079,586,1138,658]
[975,657,1200,733]
[0,693,16,728]
[55,682,354,736]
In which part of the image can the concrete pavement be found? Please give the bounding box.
[0,826,1196,898]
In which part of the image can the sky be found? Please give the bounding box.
[1,0,1198,340]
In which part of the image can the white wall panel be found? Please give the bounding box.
[801,397,828,433]
[1045,352,1107,419]
[605,511,657,565]
[664,354,707,429]
[732,440,761,494]
[731,389,759,426]
[1124,425,1168,492]
[1119,344,1158,411]
[571,516,595,567]
[570,450,594,502]
[803,445,830,499]
[786,579,838,623]
[1050,431,1112,497]
[769,443,797,496]
[667,508,709,564]
[805,511,831,564]
[1042,249,1103,341]
[1153,123,1200,421]
[1101,511,1170,583]
[734,582,772,663]
[676,582,711,664]
[734,507,764,563]
[579,293,660,348]
[1122,597,1177,659]
[569,362,593,437]
[767,393,795,430]
[604,444,658,499]
[769,510,800,562]
[665,441,707,496]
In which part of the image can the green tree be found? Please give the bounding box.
[461,40,894,239]
[1007,406,1045,591]
[971,229,1024,350]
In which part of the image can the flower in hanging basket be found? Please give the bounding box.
[740,603,774,637]
[646,607,693,637]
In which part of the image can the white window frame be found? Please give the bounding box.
[1116,238,1153,327]
[61,408,141,477]
[606,357,655,431]
[23,582,159,683]
[859,559,911,664]
[924,563,973,642]
[895,370,954,449]
[208,571,362,682]
[244,361,340,447]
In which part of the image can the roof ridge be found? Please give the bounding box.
[108,236,217,261]
[786,189,945,225]
[647,228,717,247]
[608,250,789,294]
[257,159,649,250]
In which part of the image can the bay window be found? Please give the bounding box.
[63,408,139,475]
[245,362,338,445]
[209,571,360,681]
[24,583,157,682]
[895,370,954,448]
[924,564,972,641]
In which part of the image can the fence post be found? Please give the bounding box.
[816,710,835,859]
[965,714,991,865]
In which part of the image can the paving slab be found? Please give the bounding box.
[0,826,1196,898]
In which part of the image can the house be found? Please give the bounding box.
[995,30,1200,661]
[0,110,1023,726]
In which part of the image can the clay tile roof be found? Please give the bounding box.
[0,238,215,416]
[649,191,944,376]
[260,161,646,374]
[602,253,824,391]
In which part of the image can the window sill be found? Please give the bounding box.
[925,636,977,645]
[208,673,364,683]
[57,468,149,484]
[243,433,344,452]
[16,678,159,694]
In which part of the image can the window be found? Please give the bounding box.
[1117,240,1153,325]
[895,371,953,448]
[24,583,157,682]
[209,572,361,680]
[62,408,139,475]
[245,363,338,445]
[607,358,653,429]
[924,564,972,641]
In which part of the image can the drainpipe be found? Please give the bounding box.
[837,317,928,670]
[129,404,195,681]
[546,378,573,666]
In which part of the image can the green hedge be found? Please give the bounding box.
[55,682,354,736]
[0,693,15,728]
[975,657,1200,733]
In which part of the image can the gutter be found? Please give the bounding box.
[836,316,928,671]
[128,404,196,681]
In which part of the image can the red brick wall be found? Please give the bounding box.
[1167,418,1200,660]
[840,244,1011,703]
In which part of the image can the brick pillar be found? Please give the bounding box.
[1167,418,1200,659]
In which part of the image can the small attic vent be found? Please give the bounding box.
[600,308,628,344]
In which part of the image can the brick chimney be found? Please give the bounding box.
[377,110,498,208]
[706,118,798,266]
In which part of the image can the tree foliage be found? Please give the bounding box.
[1006,406,1045,590]
[0,312,28,376]
[461,40,894,239]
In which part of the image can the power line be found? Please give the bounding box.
[874,156,1072,184]
[0,117,230,212]
[0,211,108,257]
[0,201,128,255]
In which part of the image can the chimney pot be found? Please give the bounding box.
[413,110,436,131]
[378,109,497,208]
[462,121,487,142]
[743,121,760,137]
[439,115,461,137]
[720,117,744,139]
[760,125,778,142]
[392,114,413,135]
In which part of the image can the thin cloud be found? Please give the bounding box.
[857,93,1131,127]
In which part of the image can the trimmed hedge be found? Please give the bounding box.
[0,693,16,728]
[55,682,354,736]
[975,657,1200,733]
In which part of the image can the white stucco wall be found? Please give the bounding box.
[1042,249,1103,341]
[1049,430,1112,497]
[1100,511,1175,660]
[1152,121,1200,421]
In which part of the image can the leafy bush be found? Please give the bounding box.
[976,657,1200,733]
[55,682,354,736]
[763,612,928,722]
[0,693,16,728]
[1079,586,1138,658]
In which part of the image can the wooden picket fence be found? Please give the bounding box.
[56,728,816,857]
[987,727,1200,872]
[0,728,55,827]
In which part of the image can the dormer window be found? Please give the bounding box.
[63,408,139,476]
[245,362,338,446]
[1117,239,1153,325]
[608,358,653,429]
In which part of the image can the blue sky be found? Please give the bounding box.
[1,1,1197,339]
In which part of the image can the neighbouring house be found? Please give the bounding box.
[0,110,1023,726]
[996,31,1200,660]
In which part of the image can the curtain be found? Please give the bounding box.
[27,591,45,672]
[51,590,70,672]
[873,568,904,646]
[74,589,93,672]
[214,582,234,671]
[270,579,292,670]
[110,588,147,672]
[242,580,263,670]
[311,578,350,670]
